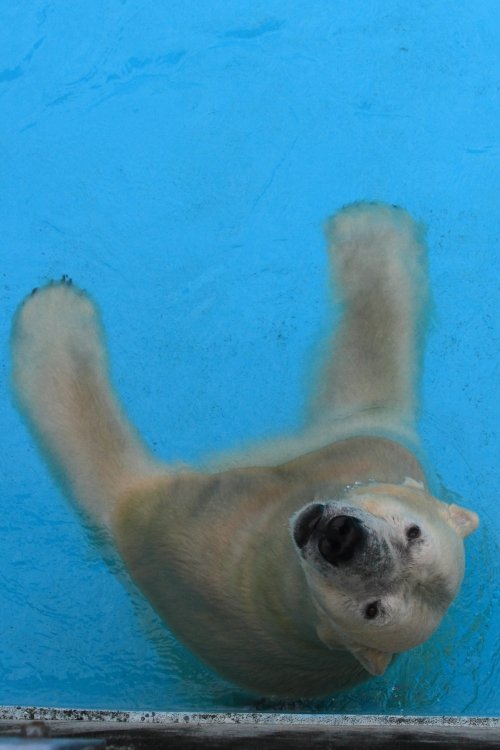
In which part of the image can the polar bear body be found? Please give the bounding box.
[11,203,478,698]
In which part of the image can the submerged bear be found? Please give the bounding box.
[11,202,479,698]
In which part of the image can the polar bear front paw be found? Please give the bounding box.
[11,277,107,385]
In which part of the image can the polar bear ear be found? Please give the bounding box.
[348,645,393,676]
[403,476,425,490]
[445,503,480,538]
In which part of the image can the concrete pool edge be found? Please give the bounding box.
[0,706,499,726]
[1,706,500,749]
[2,710,500,750]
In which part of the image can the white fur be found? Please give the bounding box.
[11,281,163,527]
[10,204,478,698]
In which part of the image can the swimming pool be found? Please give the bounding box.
[1,1,498,716]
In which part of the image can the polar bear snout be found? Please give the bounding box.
[292,504,367,567]
[318,515,366,566]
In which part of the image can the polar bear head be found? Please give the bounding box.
[290,479,479,676]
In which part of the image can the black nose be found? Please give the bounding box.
[318,515,365,565]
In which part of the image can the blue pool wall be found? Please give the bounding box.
[0,1,498,714]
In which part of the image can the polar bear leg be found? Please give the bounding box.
[310,202,429,442]
[10,278,163,528]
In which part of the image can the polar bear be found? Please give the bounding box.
[10,202,478,698]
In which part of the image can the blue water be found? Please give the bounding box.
[1,1,498,716]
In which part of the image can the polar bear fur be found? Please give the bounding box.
[10,202,478,698]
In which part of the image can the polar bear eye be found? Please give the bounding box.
[364,601,380,619]
[406,524,421,540]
